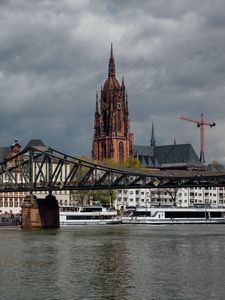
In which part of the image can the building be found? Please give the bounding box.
[134,123,203,169]
[0,139,70,214]
[115,123,225,209]
[92,44,133,162]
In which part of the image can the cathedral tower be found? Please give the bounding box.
[92,45,133,162]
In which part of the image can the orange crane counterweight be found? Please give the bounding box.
[180,113,216,163]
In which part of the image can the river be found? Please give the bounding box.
[1,225,225,299]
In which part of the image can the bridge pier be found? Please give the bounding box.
[21,194,59,228]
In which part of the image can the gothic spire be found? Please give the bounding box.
[122,76,124,87]
[108,43,115,78]
[95,91,99,113]
[150,122,156,147]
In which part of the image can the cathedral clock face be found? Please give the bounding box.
[117,102,121,110]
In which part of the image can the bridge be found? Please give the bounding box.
[1,146,225,228]
[1,146,225,192]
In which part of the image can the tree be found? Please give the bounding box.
[164,188,179,206]
[102,156,142,169]
[70,155,93,205]
[92,189,117,207]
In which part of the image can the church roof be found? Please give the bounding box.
[154,144,200,166]
[134,145,154,156]
[133,145,159,167]
[134,143,202,169]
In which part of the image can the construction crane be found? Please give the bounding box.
[180,113,216,163]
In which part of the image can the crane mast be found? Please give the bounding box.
[180,113,216,163]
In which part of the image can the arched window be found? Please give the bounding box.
[119,142,124,161]
[109,142,114,159]
[102,142,107,159]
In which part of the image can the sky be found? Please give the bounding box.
[0,0,225,163]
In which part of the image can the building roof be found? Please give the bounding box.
[206,163,225,173]
[133,145,159,167]
[24,139,46,148]
[0,139,48,162]
[134,143,202,169]
[24,139,48,151]
[154,144,201,167]
[134,145,154,156]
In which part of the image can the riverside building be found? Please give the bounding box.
[0,139,70,215]
[115,124,225,209]
[115,186,225,210]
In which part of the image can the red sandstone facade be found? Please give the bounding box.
[92,45,133,162]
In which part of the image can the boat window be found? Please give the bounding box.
[80,207,102,212]
[60,207,80,212]
[210,212,222,218]
[165,211,206,218]
[133,211,151,217]
[66,215,114,220]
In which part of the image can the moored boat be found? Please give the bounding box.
[60,205,121,225]
[0,213,21,226]
[121,205,225,225]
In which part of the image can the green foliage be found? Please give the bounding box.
[122,156,142,168]
[102,156,142,169]
[92,189,117,206]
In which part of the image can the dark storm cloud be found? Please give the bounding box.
[0,0,225,163]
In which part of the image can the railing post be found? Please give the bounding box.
[29,149,33,192]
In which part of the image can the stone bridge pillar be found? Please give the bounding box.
[21,194,59,228]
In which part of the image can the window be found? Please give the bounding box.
[102,142,106,159]
[9,198,13,207]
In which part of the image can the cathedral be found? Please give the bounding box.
[92,45,133,162]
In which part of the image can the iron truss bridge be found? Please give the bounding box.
[0,146,225,193]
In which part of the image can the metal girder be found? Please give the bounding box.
[1,146,225,192]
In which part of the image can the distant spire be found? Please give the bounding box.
[150,122,156,147]
[110,43,113,58]
[95,91,99,113]
[174,137,176,145]
[108,43,115,78]
[122,76,124,86]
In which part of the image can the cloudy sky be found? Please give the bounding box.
[1,0,225,163]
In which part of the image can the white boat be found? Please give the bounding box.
[121,205,225,224]
[60,205,121,225]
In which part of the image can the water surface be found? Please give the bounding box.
[1,225,225,299]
